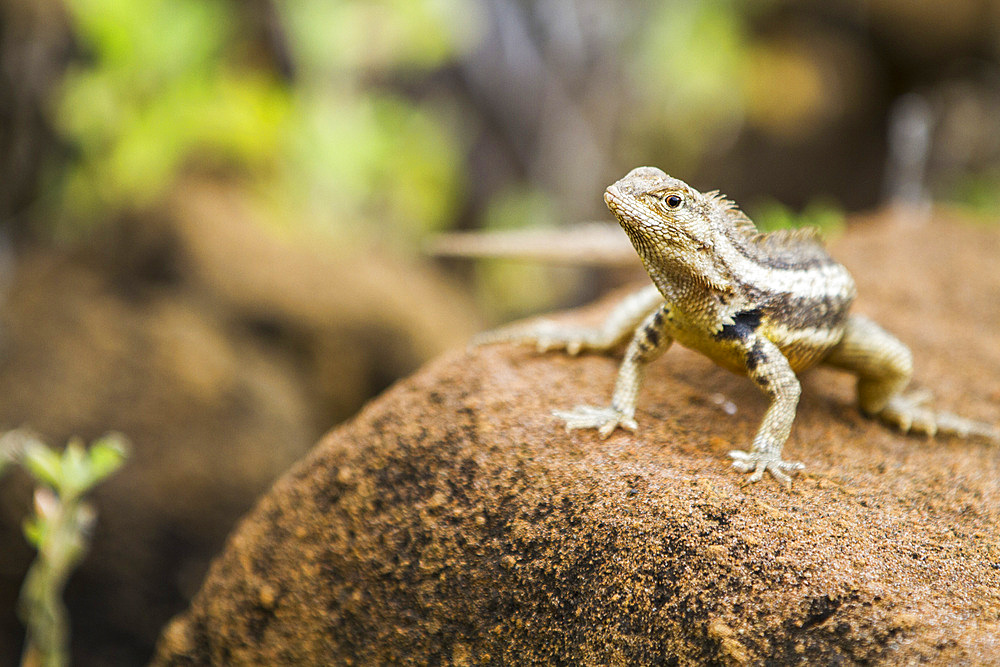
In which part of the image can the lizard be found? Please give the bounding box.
[477,166,999,486]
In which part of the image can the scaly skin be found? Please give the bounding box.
[480,167,999,487]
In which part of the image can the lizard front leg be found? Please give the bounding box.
[555,303,673,436]
[474,284,664,355]
[727,336,806,487]
[823,314,999,441]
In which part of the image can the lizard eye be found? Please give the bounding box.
[664,194,683,209]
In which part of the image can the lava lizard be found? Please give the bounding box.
[478,166,999,486]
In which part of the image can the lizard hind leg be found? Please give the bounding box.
[472,284,664,355]
[823,314,999,442]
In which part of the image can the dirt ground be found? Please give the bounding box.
[153,211,1000,665]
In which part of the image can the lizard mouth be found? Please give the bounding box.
[604,185,620,205]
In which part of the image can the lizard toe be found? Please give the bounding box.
[728,450,804,488]
[553,405,636,437]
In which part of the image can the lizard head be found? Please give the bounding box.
[604,166,731,291]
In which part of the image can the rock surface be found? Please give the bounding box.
[154,213,1000,665]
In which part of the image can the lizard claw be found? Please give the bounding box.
[554,405,637,438]
[728,449,805,488]
[879,393,936,436]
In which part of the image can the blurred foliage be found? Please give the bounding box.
[53,0,287,230]
[748,197,846,235]
[46,0,850,249]
[271,0,472,243]
[475,185,579,318]
[50,0,473,246]
[280,0,463,73]
[943,168,1000,220]
[626,1,748,169]
[625,0,831,163]
[34,0,1000,321]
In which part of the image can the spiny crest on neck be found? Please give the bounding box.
[702,189,831,266]
[703,190,758,234]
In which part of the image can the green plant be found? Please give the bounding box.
[52,0,287,231]
[0,431,128,667]
[50,0,470,247]
[943,168,1000,220]
[748,197,845,234]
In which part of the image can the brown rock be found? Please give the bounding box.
[153,213,1000,665]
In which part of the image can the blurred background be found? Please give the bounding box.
[2,0,1000,664]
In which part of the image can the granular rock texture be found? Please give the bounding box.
[154,214,1000,665]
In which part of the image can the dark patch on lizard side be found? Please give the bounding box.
[715,308,763,342]
[644,326,661,348]
[744,340,768,372]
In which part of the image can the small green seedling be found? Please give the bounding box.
[0,431,127,667]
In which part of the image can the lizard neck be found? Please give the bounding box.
[624,226,731,295]
[635,247,734,325]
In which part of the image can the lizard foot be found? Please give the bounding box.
[878,393,999,442]
[553,405,637,438]
[728,450,805,488]
[877,392,936,435]
[473,320,608,356]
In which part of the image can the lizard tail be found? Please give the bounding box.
[877,393,1000,443]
